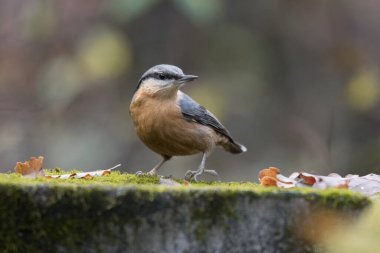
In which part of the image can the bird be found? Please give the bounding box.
[129,64,247,181]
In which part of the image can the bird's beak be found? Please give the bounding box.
[177,75,198,84]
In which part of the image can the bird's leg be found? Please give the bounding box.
[184,153,219,182]
[136,156,170,177]
[147,157,168,176]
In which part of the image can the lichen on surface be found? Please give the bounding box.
[0,169,370,209]
[0,169,371,253]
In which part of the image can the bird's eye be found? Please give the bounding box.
[158,73,166,80]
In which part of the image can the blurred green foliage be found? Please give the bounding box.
[109,0,158,22]
[174,0,223,24]
[38,56,85,112]
[326,199,380,253]
[77,26,132,80]
[20,1,56,40]
[346,69,379,111]
[0,0,380,180]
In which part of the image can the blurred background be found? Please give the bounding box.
[0,0,380,181]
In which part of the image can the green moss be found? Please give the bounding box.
[0,171,369,210]
[44,168,81,175]
[0,171,160,186]
[189,189,238,241]
[0,170,371,253]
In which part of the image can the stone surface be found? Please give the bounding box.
[0,182,369,253]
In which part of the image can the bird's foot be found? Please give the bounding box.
[184,169,219,182]
[184,170,196,181]
[136,169,158,177]
[204,169,219,177]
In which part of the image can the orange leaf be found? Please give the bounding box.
[83,174,93,180]
[259,167,281,187]
[14,156,44,177]
[102,170,111,176]
[47,164,121,180]
[260,176,278,186]
[299,173,317,185]
[259,167,280,180]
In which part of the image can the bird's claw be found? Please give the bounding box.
[136,170,144,176]
[205,169,219,177]
[184,169,219,182]
[136,170,158,177]
[184,170,197,181]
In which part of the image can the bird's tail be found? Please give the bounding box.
[223,140,247,154]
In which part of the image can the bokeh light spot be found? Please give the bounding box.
[187,83,226,120]
[37,56,86,112]
[107,0,158,22]
[174,0,223,24]
[20,1,56,40]
[346,69,379,111]
[77,26,132,81]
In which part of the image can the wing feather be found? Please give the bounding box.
[178,92,233,141]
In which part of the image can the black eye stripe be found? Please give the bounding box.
[136,71,182,90]
[156,73,166,80]
[136,65,186,91]
[154,72,180,80]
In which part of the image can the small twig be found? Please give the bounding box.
[107,164,122,171]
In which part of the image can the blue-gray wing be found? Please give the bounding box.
[178,92,233,141]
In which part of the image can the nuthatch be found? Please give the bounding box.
[129,64,247,181]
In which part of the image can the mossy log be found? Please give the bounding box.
[0,172,370,253]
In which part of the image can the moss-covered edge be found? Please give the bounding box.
[0,171,370,210]
[0,171,371,253]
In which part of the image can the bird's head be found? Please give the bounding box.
[136,64,198,96]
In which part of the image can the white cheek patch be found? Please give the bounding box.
[157,79,173,87]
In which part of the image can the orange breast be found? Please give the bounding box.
[130,91,215,156]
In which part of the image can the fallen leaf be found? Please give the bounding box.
[299,173,317,185]
[47,164,121,180]
[258,167,370,195]
[259,167,295,187]
[348,174,380,197]
[14,156,45,177]
[260,176,277,186]
[328,173,342,178]
[259,167,280,180]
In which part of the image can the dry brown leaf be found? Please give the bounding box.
[83,174,93,180]
[259,167,280,180]
[258,167,369,194]
[14,156,45,177]
[47,164,121,180]
[259,167,295,187]
[260,176,278,186]
[299,173,317,185]
[102,170,111,176]
[328,173,342,178]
